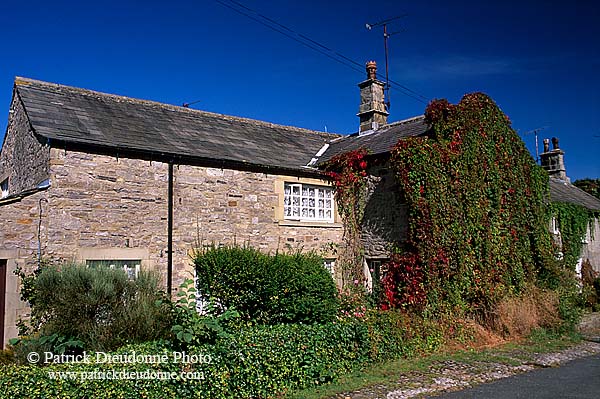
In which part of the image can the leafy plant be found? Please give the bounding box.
[170,278,239,348]
[573,178,600,200]
[551,202,596,270]
[194,245,339,324]
[9,334,84,365]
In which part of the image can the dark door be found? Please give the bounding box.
[0,260,6,349]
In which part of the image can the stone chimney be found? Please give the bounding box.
[357,61,389,134]
[540,137,569,182]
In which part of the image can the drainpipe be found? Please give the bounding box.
[38,198,48,269]
[167,162,174,298]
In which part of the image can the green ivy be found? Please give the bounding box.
[323,149,370,288]
[386,93,557,315]
[551,202,597,270]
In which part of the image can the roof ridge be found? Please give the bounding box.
[14,76,340,140]
[383,115,426,128]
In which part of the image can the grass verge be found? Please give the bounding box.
[285,329,582,399]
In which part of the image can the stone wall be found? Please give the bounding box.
[361,163,408,258]
[0,94,50,195]
[0,190,48,346]
[43,148,343,286]
[173,165,343,283]
[45,148,170,276]
[582,218,600,273]
[0,145,344,346]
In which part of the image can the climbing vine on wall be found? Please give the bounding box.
[552,202,597,270]
[324,149,369,288]
[385,93,556,315]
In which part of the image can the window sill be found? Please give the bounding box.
[278,220,342,228]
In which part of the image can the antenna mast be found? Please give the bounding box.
[366,14,407,111]
[522,126,548,163]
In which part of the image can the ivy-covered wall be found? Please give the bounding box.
[378,93,557,314]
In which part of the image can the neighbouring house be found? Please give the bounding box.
[1,61,599,347]
[540,138,600,275]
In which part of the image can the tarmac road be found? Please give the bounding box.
[430,354,600,399]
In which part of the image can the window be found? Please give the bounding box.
[284,183,333,222]
[367,259,386,281]
[550,217,559,235]
[1,178,8,199]
[86,259,141,280]
[323,259,335,276]
[193,268,206,314]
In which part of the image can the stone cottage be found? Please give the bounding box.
[0,77,351,347]
[1,61,599,347]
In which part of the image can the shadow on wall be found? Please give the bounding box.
[361,167,408,257]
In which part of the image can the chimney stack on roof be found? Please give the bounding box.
[540,136,569,182]
[357,61,389,134]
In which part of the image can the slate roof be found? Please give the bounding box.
[549,177,600,211]
[318,116,430,163]
[13,77,337,172]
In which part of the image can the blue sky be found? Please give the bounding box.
[1,0,598,180]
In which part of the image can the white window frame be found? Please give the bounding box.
[86,259,141,280]
[550,217,560,235]
[323,259,335,276]
[283,182,334,222]
[193,268,206,314]
[1,178,8,199]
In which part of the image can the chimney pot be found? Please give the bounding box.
[552,137,559,150]
[543,138,550,153]
[366,61,377,80]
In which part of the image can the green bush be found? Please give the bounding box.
[0,322,369,398]
[194,246,339,324]
[16,263,172,353]
[0,310,451,398]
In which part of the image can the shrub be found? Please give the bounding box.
[194,246,339,324]
[0,350,14,365]
[15,263,172,353]
[0,308,455,398]
[0,322,369,398]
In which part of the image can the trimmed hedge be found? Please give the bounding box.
[0,322,366,398]
[194,246,339,324]
[0,312,445,398]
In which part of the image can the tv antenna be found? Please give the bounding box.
[366,14,407,111]
[182,99,201,108]
[522,126,548,163]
